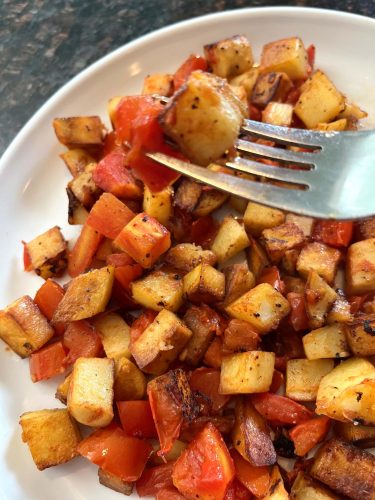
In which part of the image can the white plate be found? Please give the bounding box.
[1,7,375,500]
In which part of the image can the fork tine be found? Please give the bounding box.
[241,119,329,147]
[236,138,318,166]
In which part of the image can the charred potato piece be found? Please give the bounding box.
[160,70,246,166]
[222,262,255,307]
[132,268,184,312]
[334,421,375,449]
[326,289,353,324]
[262,102,294,127]
[305,270,338,329]
[211,216,250,264]
[297,242,340,285]
[193,189,229,217]
[345,314,375,356]
[244,202,285,237]
[20,408,81,470]
[183,263,225,304]
[263,466,289,499]
[204,35,253,79]
[67,188,89,225]
[252,71,292,107]
[262,222,305,262]
[165,243,217,273]
[113,357,146,401]
[346,238,375,295]
[286,358,334,401]
[290,472,339,500]
[174,178,202,212]
[302,324,350,360]
[92,312,131,360]
[24,226,67,279]
[60,148,96,177]
[67,162,101,209]
[143,185,173,225]
[354,218,375,241]
[53,116,104,148]
[222,319,260,353]
[142,73,173,96]
[229,68,260,98]
[260,37,309,81]
[247,237,270,278]
[98,468,133,496]
[55,373,72,405]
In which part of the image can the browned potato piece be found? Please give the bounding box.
[338,100,368,120]
[315,118,347,131]
[60,148,96,177]
[334,421,375,449]
[346,238,375,295]
[98,468,133,496]
[252,72,292,106]
[339,378,375,425]
[211,216,250,264]
[204,35,253,79]
[113,357,146,401]
[24,226,67,279]
[55,373,72,405]
[174,178,202,212]
[297,242,340,284]
[68,357,114,427]
[193,189,229,217]
[260,37,309,80]
[247,238,270,279]
[222,262,255,307]
[286,358,334,401]
[67,162,101,209]
[53,266,114,322]
[225,283,290,334]
[229,195,248,214]
[305,270,338,329]
[303,324,350,360]
[262,102,294,126]
[107,96,122,126]
[92,312,131,360]
[222,319,260,353]
[290,472,339,500]
[263,466,289,499]
[281,249,300,275]
[283,276,306,294]
[326,290,353,324]
[262,222,305,262]
[132,268,184,312]
[160,70,246,166]
[130,309,192,375]
[354,217,375,241]
[285,213,314,237]
[143,185,173,226]
[67,188,89,225]
[220,351,275,394]
[0,295,54,357]
[142,73,173,96]
[229,68,259,98]
[232,397,276,466]
[183,263,225,304]
[345,314,375,356]
[53,116,104,148]
[165,243,217,273]
[310,438,375,500]
[20,408,81,470]
[244,202,285,237]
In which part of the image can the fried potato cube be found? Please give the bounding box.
[338,100,368,120]
[24,226,67,279]
[107,96,122,126]
[130,309,192,375]
[211,216,250,264]
[334,421,375,448]
[316,357,375,420]
[294,70,345,129]
[346,238,375,294]
[296,242,340,284]
[251,72,292,107]
[229,67,260,98]
[247,238,270,279]
[53,266,114,322]
[20,408,81,470]
[303,324,350,360]
[260,37,309,80]
[174,178,202,212]
[67,162,101,209]
[143,185,173,226]
[305,271,338,329]
[68,357,114,427]
[263,466,289,499]
[114,212,171,269]
[262,222,305,262]
[142,73,173,96]
[344,314,375,356]
[60,148,96,177]
[132,268,184,312]
[204,35,253,79]
[310,438,375,500]
[285,213,314,237]
[290,472,339,500]
[113,357,147,401]
[339,379,375,425]
[219,351,275,394]
[244,202,285,237]
[55,373,72,405]
[225,283,290,334]
[222,262,255,307]
[53,116,104,148]
[183,263,225,304]
[67,190,89,225]
[315,118,347,131]
[229,195,248,214]
[286,358,334,402]
[92,312,131,360]
[165,243,217,273]
[0,295,54,357]
[262,102,294,127]
[98,468,133,496]
[193,189,229,217]
[160,70,245,166]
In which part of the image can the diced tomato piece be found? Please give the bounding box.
[173,54,207,91]
[203,337,223,369]
[63,320,103,365]
[106,252,135,267]
[130,310,158,345]
[251,393,313,425]
[87,193,135,239]
[269,369,285,393]
[285,86,301,105]
[117,401,157,439]
[156,485,186,500]
[136,463,175,497]
[102,131,122,157]
[259,266,285,294]
[93,150,142,199]
[287,292,309,331]
[34,279,65,335]
[224,479,252,500]
[172,422,235,500]
[114,212,171,268]
[289,416,331,456]
[77,425,152,481]
[231,450,270,498]
[312,220,353,248]
[190,215,218,249]
[189,368,231,413]
[114,264,143,292]
[29,341,66,382]
[348,294,370,314]
[249,104,262,121]
[68,222,103,277]
[307,44,316,71]
[22,241,32,271]
[274,355,288,372]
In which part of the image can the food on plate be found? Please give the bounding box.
[0,32,372,499]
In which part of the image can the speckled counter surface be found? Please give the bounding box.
[0,0,374,155]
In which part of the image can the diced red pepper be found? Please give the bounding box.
[180,415,235,443]
[156,486,186,500]
[34,279,65,335]
[63,320,103,365]
[190,215,218,249]
[87,193,135,239]
[136,463,175,497]
[173,54,207,91]
[249,104,262,121]
[259,266,285,294]
[307,44,316,71]
[77,425,152,482]
[29,341,66,382]
[231,450,270,498]
[269,369,285,393]
[203,337,223,369]
[130,310,158,345]
[251,393,313,425]
[68,222,103,277]
[224,479,252,500]
[312,220,353,248]
[189,368,231,414]
[287,292,309,331]
[348,293,370,314]
[117,401,157,439]
[106,252,136,267]
[289,416,331,456]
[114,264,143,292]
[102,130,122,157]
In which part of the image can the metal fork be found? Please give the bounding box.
[147,120,375,220]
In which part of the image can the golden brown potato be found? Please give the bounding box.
[315,118,347,131]
[219,351,275,394]
[346,238,375,295]
[260,37,309,80]
[53,266,114,322]
[305,270,338,329]
[204,35,253,79]
[339,378,375,425]
[183,263,225,304]
[290,472,339,500]
[285,213,314,237]
[20,408,81,470]
[165,243,217,273]
[281,249,300,275]
[113,357,147,401]
[222,319,260,353]
[142,73,173,96]
[55,373,72,405]
[67,188,89,225]
[338,100,368,120]
[286,358,334,401]
[345,314,375,356]
[211,216,250,264]
[130,309,192,375]
[263,466,289,499]
[262,222,305,262]
[60,148,96,177]
[174,178,202,212]
[303,324,350,360]
[143,185,173,225]
[297,242,341,284]
[98,468,133,496]
[107,96,122,126]
[229,195,248,214]
[222,262,255,307]
[132,268,184,312]
[244,202,285,237]
[0,295,54,357]
[92,312,131,360]
[354,218,375,241]
[24,226,67,279]
[53,116,104,148]
[334,421,375,449]
[68,357,114,427]
[262,102,294,126]
[326,289,353,324]
[67,162,101,209]
[193,189,229,217]
[247,237,270,278]
[252,72,292,106]
[310,438,375,500]
[225,283,290,334]
[160,70,246,166]
[229,67,259,98]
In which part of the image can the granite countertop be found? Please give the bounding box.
[0,0,374,155]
